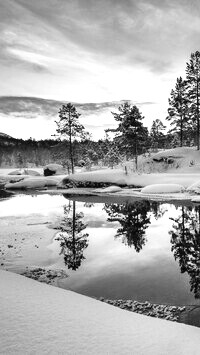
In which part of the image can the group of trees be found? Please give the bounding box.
[1,50,200,170]
[52,51,200,172]
[54,101,167,172]
[169,205,200,298]
[167,51,200,149]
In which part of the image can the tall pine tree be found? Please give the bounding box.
[150,119,166,149]
[55,103,86,173]
[166,77,189,147]
[111,102,148,170]
[186,51,200,150]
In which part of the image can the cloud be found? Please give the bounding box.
[0,96,156,140]
[0,0,200,116]
[0,96,154,118]
[7,0,200,74]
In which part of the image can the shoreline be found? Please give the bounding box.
[19,267,200,328]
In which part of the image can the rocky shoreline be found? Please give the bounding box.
[19,268,200,327]
[99,297,185,322]
[22,267,68,285]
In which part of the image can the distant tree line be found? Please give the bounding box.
[1,50,200,169]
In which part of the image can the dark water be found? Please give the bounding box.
[0,193,200,306]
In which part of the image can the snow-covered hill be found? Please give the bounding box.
[128,147,200,174]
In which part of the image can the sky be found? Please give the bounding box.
[0,0,200,140]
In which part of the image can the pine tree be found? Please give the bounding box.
[111,102,148,170]
[186,51,200,150]
[55,103,86,173]
[166,77,189,147]
[150,119,166,150]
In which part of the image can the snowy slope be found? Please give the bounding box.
[145,147,200,173]
[0,270,200,355]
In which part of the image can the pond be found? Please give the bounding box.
[0,192,200,306]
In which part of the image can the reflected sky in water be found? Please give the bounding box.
[0,193,200,306]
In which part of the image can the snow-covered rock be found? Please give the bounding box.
[8,169,24,175]
[5,178,47,190]
[141,184,185,194]
[0,270,200,355]
[44,164,66,176]
[93,185,122,193]
[187,180,200,194]
[60,169,200,189]
[8,169,40,176]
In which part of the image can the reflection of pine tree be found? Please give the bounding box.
[59,201,89,270]
[150,202,167,220]
[104,201,151,252]
[169,206,200,298]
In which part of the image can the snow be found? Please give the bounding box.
[191,196,200,203]
[4,176,65,189]
[93,185,122,193]
[141,184,185,194]
[5,177,47,189]
[187,180,200,194]
[8,169,41,176]
[62,169,200,189]
[0,270,200,355]
[151,147,193,159]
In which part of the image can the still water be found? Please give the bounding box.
[0,192,200,306]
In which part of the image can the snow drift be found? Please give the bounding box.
[0,270,200,355]
[141,184,185,194]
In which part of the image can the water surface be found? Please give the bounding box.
[0,192,200,306]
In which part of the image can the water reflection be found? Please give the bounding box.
[58,201,89,270]
[57,195,200,300]
[104,201,151,252]
[151,201,167,220]
[169,205,200,298]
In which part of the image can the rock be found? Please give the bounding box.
[8,169,24,175]
[43,164,66,176]
[93,186,122,193]
[141,184,185,194]
[187,180,200,194]
[0,189,14,198]
[8,169,40,176]
[5,178,46,190]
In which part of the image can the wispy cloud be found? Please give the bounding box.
[0,0,200,133]
[0,96,156,140]
[1,0,200,74]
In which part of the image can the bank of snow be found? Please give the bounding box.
[60,169,200,189]
[0,270,200,354]
[141,184,185,194]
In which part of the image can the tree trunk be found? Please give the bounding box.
[135,135,138,171]
[180,112,183,147]
[69,112,74,173]
[197,81,199,150]
[72,201,76,267]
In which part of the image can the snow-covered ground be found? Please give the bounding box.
[0,270,200,355]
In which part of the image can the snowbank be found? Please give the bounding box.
[141,184,185,194]
[93,185,122,193]
[60,169,200,189]
[8,169,41,176]
[187,180,200,194]
[0,270,199,354]
[5,177,46,189]
[5,176,65,189]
